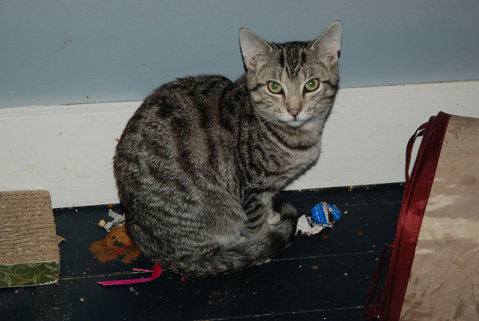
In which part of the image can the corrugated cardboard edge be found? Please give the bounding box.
[0,190,64,287]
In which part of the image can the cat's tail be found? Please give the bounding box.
[168,198,298,278]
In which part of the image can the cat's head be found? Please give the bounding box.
[239,21,342,128]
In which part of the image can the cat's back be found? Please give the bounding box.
[114,75,236,189]
[115,74,234,152]
[144,75,233,118]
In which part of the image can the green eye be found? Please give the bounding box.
[267,81,283,94]
[304,78,320,92]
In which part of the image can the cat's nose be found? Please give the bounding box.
[287,107,301,117]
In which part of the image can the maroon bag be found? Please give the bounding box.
[366,112,479,321]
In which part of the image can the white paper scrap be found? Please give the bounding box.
[296,214,326,235]
[103,209,126,232]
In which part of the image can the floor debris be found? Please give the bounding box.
[89,224,140,263]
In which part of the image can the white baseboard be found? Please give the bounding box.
[1,80,478,208]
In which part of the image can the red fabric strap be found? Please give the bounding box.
[405,123,428,182]
[379,112,450,320]
[365,244,393,319]
[97,263,163,286]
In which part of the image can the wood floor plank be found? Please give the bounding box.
[199,306,366,321]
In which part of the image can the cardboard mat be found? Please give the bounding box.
[0,190,64,287]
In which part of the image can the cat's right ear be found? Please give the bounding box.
[239,29,273,72]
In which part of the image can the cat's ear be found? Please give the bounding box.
[239,28,273,72]
[311,21,342,66]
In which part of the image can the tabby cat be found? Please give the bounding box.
[114,21,342,278]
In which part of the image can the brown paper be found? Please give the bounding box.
[400,115,479,321]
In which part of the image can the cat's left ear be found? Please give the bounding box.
[239,28,273,72]
[311,21,342,66]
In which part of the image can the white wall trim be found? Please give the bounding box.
[1,80,479,208]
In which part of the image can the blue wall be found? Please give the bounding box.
[1,0,478,107]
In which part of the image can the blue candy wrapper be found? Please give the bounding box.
[296,202,345,235]
[311,202,343,227]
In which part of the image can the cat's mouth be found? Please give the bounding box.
[274,110,311,127]
[283,115,309,128]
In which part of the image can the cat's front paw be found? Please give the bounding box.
[267,210,281,225]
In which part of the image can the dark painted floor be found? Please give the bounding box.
[1,183,403,321]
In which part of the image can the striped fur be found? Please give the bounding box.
[114,22,342,277]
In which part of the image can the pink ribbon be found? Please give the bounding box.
[97,264,163,286]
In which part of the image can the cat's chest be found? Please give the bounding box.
[246,137,321,187]
[281,143,321,175]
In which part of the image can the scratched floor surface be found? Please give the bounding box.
[0,183,403,321]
